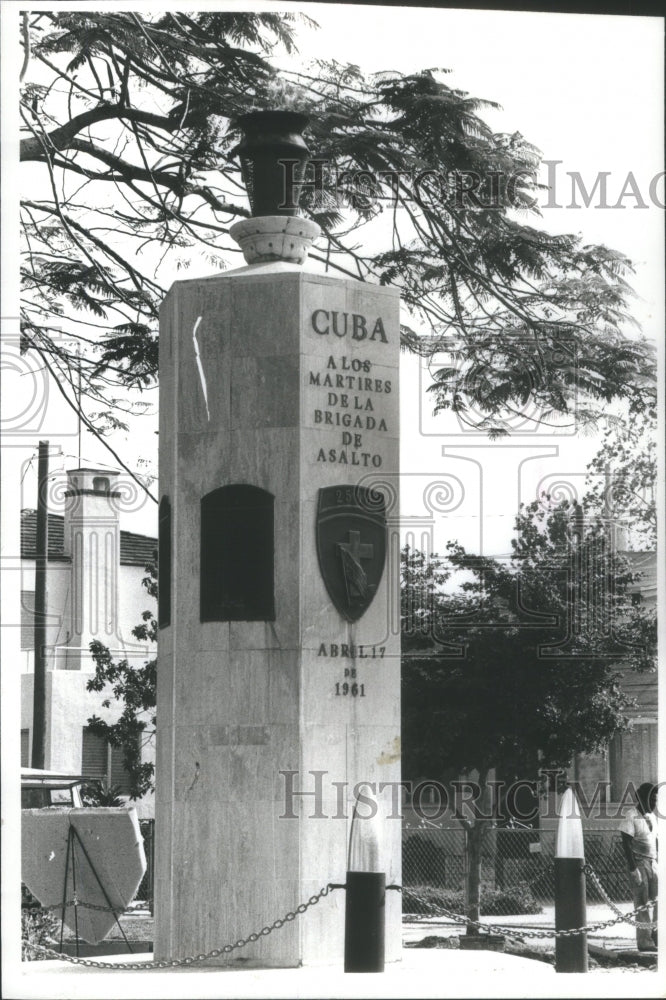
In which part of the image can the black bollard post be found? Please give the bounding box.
[554,858,588,972]
[344,871,386,972]
[344,791,386,973]
[554,787,588,973]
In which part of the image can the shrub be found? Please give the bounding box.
[21,908,59,961]
[479,886,541,916]
[80,781,125,807]
[403,883,541,917]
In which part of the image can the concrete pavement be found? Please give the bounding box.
[7,944,664,1000]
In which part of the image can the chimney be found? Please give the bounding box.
[62,468,122,670]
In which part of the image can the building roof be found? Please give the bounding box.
[21,510,157,567]
[21,511,68,561]
[120,529,158,568]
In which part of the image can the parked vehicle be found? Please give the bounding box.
[21,768,84,809]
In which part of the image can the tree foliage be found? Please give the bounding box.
[80,780,126,807]
[584,412,657,548]
[86,560,157,799]
[401,500,656,930]
[19,9,656,493]
[402,501,655,785]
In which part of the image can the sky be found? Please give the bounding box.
[3,3,663,558]
[281,4,665,556]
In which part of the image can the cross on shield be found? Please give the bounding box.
[315,486,387,622]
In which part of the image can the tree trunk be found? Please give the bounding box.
[464,768,491,936]
[465,822,485,935]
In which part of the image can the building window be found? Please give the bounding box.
[81,727,108,782]
[81,726,136,796]
[158,496,171,629]
[109,744,135,796]
[93,476,110,492]
[21,729,30,767]
[609,722,658,801]
[200,485,275,622]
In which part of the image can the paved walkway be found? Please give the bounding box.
[10,947,664,999]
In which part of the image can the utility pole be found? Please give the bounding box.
[31,440,49,769]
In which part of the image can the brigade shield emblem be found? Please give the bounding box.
[316,485,387,622]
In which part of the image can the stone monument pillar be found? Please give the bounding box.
[155,112,401,967]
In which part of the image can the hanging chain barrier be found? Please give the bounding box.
[22,864,658,968]
[404,877,658,941]
[582,863,657,930]
[23,883,344,970]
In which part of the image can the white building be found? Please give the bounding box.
[20,467,157,818]
[569,547,658,814]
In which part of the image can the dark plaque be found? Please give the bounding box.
[316,486,387,622]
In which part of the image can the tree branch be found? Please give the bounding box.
[20,104,176,161]
[64,138,245,216]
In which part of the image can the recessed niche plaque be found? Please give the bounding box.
[315,485,387,622]
[200,484,275,622]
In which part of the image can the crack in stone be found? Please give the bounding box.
[192,316,210,421]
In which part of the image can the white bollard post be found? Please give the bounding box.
[554,787,588,973]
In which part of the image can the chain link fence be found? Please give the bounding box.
[402,823,633,915]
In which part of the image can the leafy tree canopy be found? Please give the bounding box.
[19,9,656,494]
[584,412,657,548]
[402,497,656,932]
[402,499,656,787]
[86,559,157,798]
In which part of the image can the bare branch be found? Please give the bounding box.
[21,104,176,161]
